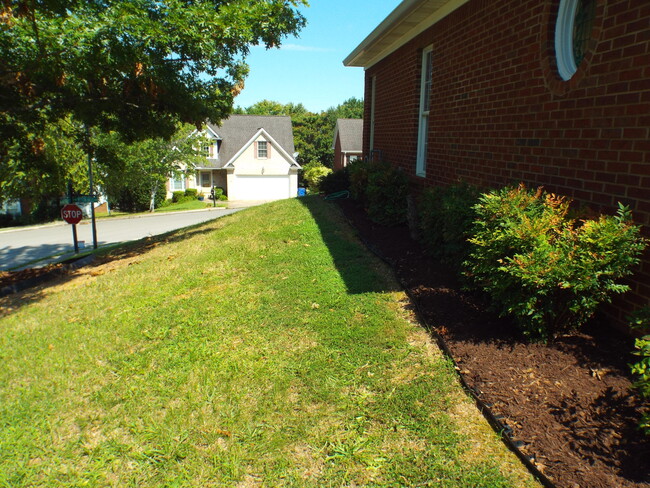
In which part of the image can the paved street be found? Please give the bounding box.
[0,207,243,271]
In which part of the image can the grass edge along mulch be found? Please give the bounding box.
[0,196,539,487]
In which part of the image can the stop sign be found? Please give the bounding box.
[61,204,83,224]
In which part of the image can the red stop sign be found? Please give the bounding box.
[61,204,83,224]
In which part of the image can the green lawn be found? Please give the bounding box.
[155,199,227,212]
[0,197,538,487]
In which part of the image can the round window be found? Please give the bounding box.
[555,0,596,81]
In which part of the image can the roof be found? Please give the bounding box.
[202,115,296,168]
[344,0,470,69]
[333,119,364,153]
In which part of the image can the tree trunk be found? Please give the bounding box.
[149,185,157,212]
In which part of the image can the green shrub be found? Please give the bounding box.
[0,213,16,228]
[172,191,186,203]
[629,308,650,435]
[302,162,332,192]
[464,184,647,341]
[184,188,198,198]
[366,161,409,226]
[418,182,481,268]
[348,159,370,202]
[320,167,351,195]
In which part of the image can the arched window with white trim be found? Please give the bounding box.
[555,0,596,81]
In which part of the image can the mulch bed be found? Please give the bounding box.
[336,198,649,488]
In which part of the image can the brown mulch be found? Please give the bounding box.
[336,198,649,488]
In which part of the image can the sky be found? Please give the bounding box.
[233,0,400,113]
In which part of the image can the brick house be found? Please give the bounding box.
[332,118,363,171]
[345,0,650,323]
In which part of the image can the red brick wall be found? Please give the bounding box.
[364,0,650,324]
[333,134,344,171]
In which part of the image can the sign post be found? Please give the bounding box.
[61,203,83,253]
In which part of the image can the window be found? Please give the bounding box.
[200,142,211,158]
[201,172,211,188]
[555,0,596,81]
[348,155,360,164]
[257,140,268,159]
[369,76,376,153]
[416,46,433,177]
[171,176,185,191]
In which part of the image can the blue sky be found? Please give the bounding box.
[233,0,400,113]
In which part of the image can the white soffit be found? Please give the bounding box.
[344,0,470,69]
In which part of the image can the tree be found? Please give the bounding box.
[0,0,306,202]
[234,99,308,117]
[94,125,207,212]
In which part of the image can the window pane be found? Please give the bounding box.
[258,141,268,158]
[201,172,211,187]
[573,0,596,66]
[424,51,433,112]
[172,178,184,191]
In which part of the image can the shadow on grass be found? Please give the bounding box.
[0,219,228,316]
[297,196,400,295]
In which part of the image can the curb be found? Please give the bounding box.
[0,254,96,298]
[0,206,233,234]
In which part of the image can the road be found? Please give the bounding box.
[0,208,242,271]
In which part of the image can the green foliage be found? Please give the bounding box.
[464,184,647,341]
[629,308,650,435]
[302,162,332,193]
[1,0,306,200]
[172,191,186,203]
[419,183,481,268]
[320,167,351,195]
[184,188,198,198]
[348,159,371,202]
[366,162,409,227]
[95,123,205,212]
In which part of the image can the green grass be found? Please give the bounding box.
[155,199,226,212]
[0,197,538,487]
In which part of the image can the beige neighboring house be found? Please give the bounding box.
[332,118,363,171]
[167,115,301,201]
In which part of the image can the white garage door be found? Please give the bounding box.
[232,175,292,201]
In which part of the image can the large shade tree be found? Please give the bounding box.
[0,0,307,202]
[94,124,208,213]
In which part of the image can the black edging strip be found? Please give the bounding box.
[0,255,96,298]
[340,212,557,488]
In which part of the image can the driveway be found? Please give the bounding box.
[0,207,244,271]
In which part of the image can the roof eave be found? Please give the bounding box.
[343,0,470,69]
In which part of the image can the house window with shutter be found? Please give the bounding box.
[257,140,268,159]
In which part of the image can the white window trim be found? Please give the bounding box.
[555,0,579,81]
[171,176,185,191]
[257,140,268,159]
[369,76,376,153]
[416,45,433,177]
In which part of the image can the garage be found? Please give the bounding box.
[230,175,292,201]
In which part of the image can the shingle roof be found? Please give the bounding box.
[334,118,364,152]
[202,115,296,168]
